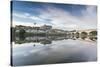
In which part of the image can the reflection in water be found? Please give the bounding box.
[15,35,96,45]
[12,36,97,66]
[15,36,69,45]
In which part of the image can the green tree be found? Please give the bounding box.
[11,27,15,42]
[89,31,97,36]
[89,31,97,40]
[81,32,87,39]
[19,29,26,40]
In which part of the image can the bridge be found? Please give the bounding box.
[77,29,97,34]
[67,29,97,41]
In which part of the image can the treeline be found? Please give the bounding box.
[11,27,97,42]
[15,32,67,37]
[11,27,67,42]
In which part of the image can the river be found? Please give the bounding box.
[11,37,97,66]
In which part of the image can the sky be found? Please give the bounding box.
[11,1,97,31]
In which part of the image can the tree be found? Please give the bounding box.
[19,29,26,40]
[11,27,15,42]
[89,31,97,36]
[81,32,87,39]
[89,31,97,40]
[75,32,79,38]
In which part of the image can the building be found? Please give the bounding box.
[40,25,52,30]
[50,29,65,33]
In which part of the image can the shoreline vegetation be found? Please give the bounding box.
[11,25,97,43]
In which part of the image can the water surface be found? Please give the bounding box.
[12,37,97,66]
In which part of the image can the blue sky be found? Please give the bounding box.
[11,1,97,30]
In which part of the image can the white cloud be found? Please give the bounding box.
[13,13,28,18]
[13,5,97,31]
[13,12,50,25]
[37,5,97,30]
[12,21,44,27]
